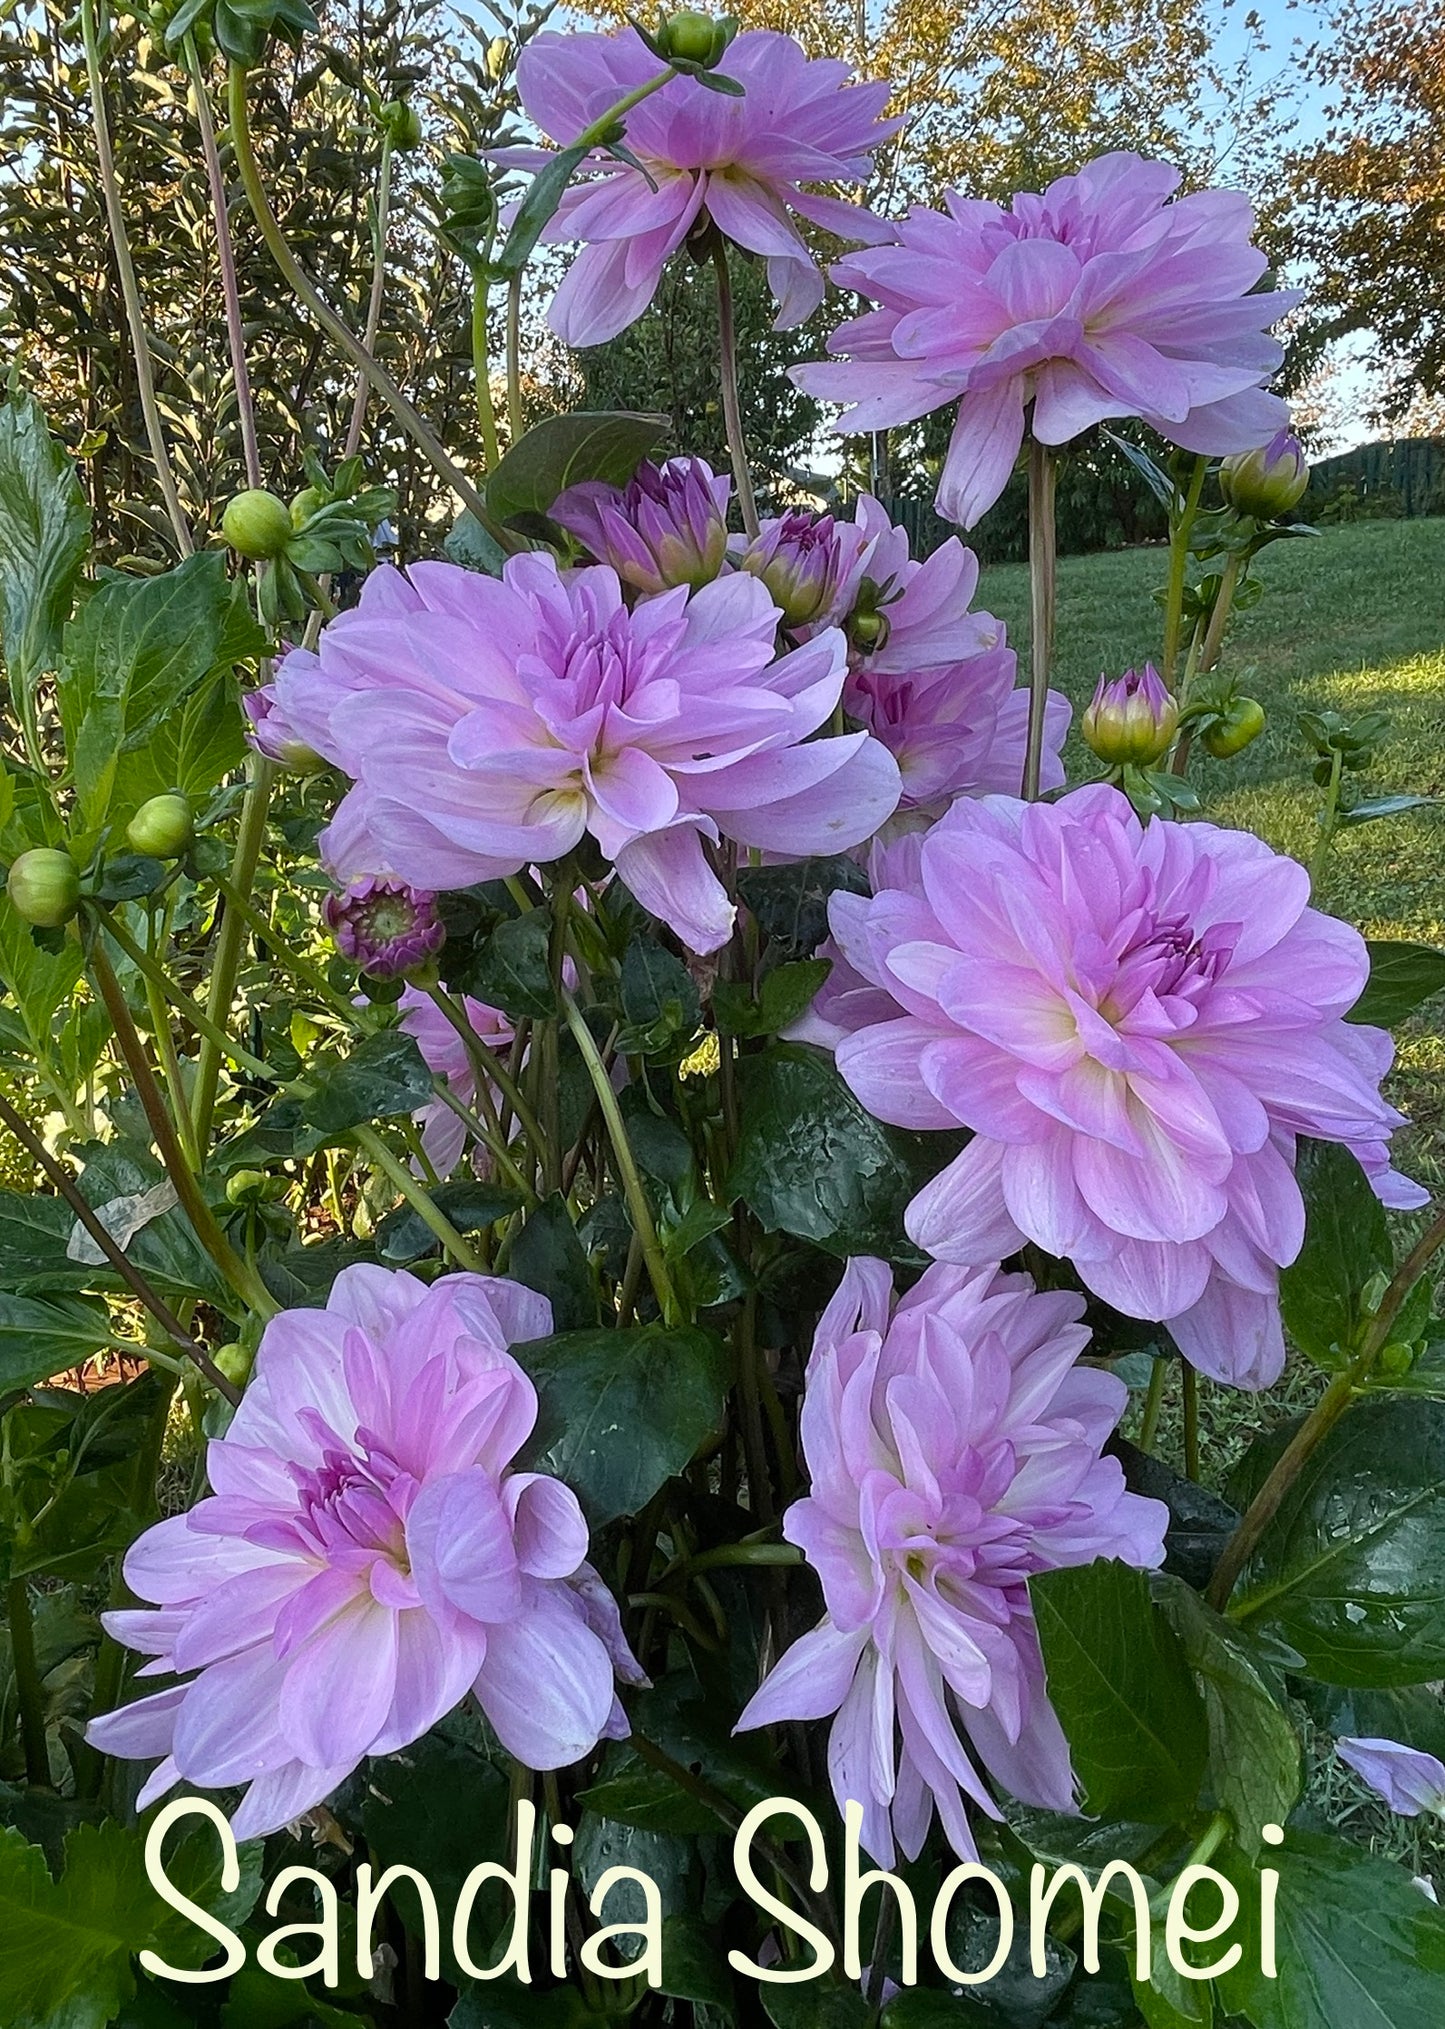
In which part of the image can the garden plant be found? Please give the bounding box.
[2,6,1445,2026]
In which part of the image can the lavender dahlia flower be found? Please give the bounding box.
[736,1257,1168,1865]
[823,786,1422,1389]
[798,154,1300,527]
[739,511,847,628]
[323,876,445,980]
[552,458,730,596]
[1336,1738,1445,1819]
[270,555,901,955]
[87,1266,642,1837]
[501,27,899,346]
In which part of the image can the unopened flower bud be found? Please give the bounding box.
[323,877,446,981]
[1081,664,1179,767]
[657,10,733,66]
[1202,696,1266,759]
[290,486,326,529]
[739,511,844,628]
[379,99,422,151]
[553,458,730,597]
[221,488,294,560]
[125,792,192,859]
[6,848,81,928]
[225,1169,286,1208]
[1221,430,1309,521]
[844,578,893,656]
[212,1341,255,1387]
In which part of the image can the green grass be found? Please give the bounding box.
[982,519,1445,1882]
[980,516,1445,1197]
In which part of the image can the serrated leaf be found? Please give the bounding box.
[302,1028,435,1138]
[0,1292,112,1391]
[0,391,91,698]
[468,910,557,1020]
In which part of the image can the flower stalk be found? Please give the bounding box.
[1023,437,1057,799]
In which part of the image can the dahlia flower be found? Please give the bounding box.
[270,555,900,955]
[736,1257,1167,1864]
[797,153,1300,527]
[87,1266,642,1838]
[552,458,730,596]
[324,877,445,980]
[242,682,324,773]
[738,511,847,628]
[399,984,516,1176]
[823,785,1422,1389]
[502,27,899,346]
[1081,665,1180,768]
[1337,1738,1445,1819]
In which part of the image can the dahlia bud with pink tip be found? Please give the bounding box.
[1082,663,1179,767]
[739,511,846,628]
[552,458,730,596]
[1221,429,1309,521]
[323,877,446,980]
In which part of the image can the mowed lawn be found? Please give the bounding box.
[980,516,1445,1200]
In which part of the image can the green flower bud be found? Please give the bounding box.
[379,99,422,150]
[213,1341,255,1386]
[289,485,326,528]
[1202,696,1267,758]
[1221,431,1309,521]
[6,848,81,928]
[657,8,732,66]
[225,1167,287,1207]
[1082,665,1179,767]
[125,792,193,859]
[221,488,294,560]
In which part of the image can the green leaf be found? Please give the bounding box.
[1350,940,1445,1027]
[58,554,263,829]
[516,1323,731,1524]
[1030,1560,1208,1824]
[374,1180,520,1263]
[1229,1397,1445,1686]
[1338,793,1438,827]
[736,854,871,959]
[727,1044,942,1260]
[0,391,90,698]
[1296,1680,1445,1763]
[494,143,593,279]
[766,1987,872,2028]
[1153,1574,1301,1853]
[618,934,701,1057]
[0,1292,111,1391]
[1278,1140,1390,1368]
[582,1672,784,1834]
[112,671,248,828]
[302,1028,436,1139]
[715,959,831,1039]
[509,1193,598,1332]
[468,911,557,1020]
[444,509,507,577]
[1217,1828,1445,2029]
[485,411,670,530]
[660,1914,734,2011]
[0,904,83,1042]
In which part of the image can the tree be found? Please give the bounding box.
[1284,0,1445,421]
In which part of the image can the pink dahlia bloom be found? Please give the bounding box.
[502,27,899,346]
[268,555,901,955]
[1336,1738,1445,1819]
[822,786,1423,1389]
[736,1257,1167,1864]
[324,877,446,981]
[87,1266,642,1838]
[553,458,731,596]
[399,985,516,1176]
[798,154,1300,527]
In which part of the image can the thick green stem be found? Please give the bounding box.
[714,245,759,540]
[227,63,499,536]
[193,756,275,1149]
[425,984,546,1162]
[211,873,357,1019]
[81,0,192,554]
[470,273,502,469]
[1182,1364,1201,1482]
[506,272,525,446]
[560,986,681,1325]
[1309,746,1345,896]
[1161,456,1208,688]
[1023,437,1057,800]
[1138,1356,1167,1453]
[94,905,275,1081]
[6,1580,51,1787]
[352,1126,487,1272]
[1210,1202,1445,1614]
[185,34,261,488]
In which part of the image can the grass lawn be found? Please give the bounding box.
[984,517,1445,1880]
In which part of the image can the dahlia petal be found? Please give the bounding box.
[614,823,734,954]
[472,1581,616,1768]
[1168,1273,1286,1390]
[736,1620,868,1729]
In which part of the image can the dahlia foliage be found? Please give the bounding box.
[3,9,1443,2026]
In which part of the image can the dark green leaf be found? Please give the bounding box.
[737,855,871,959]
[95,852,167,902]
[715,959,831,1039]
[618,934,700,1057]
[660,1914,734,2010]
[0,391,90,697]
[1339,793,1438,827]
[509,1193,598,1331]
[302,1028,435,1138]
[1154,1574,1301,1852]
[1350,941,1445,1027]
[0,1293,111,1391]
[485,411,669,530]
[1114,1439,1239,1592]
[1030,1559,1208,1824]
[469,910,557,1020]
[516,1323,731,1523]
[765,1986,872,2028]
[1230,1397,1445,1686]
[444,509,507,577]
[1279,1140,1390,1367]
[1217,1829,1445,2029]
[1296,1680,1445,1764]
[727,1044,942,1259]
[494,144,592,279]
[375,1180,521,1263]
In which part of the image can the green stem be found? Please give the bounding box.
[1209,1201,1445,1614]
[211,873,357,1018]
[185,33,261,487]
[1147,1813,1231,1920]
[6,1580,51,1787]
[470,272,502,469]
[226,62,499,537]
[1023,436,1057,800]
[1182,1364,1201,1483]
[425,984,547,1159]
[93,906,275,1081]
[352,1125,486,1272]
[193,756,274,1149]
[81,0,193,555]
[684,1540,801,1574]
[506,272,525,446]
[1309,746,1345,896]
[142,965,200,1172]
[344,130,394,461]
[714,244,759,540]
[426,1077,537,1204]
[1162,455,1208,688]
[1138,1356,1167,1453]
[560,985,681,1325]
